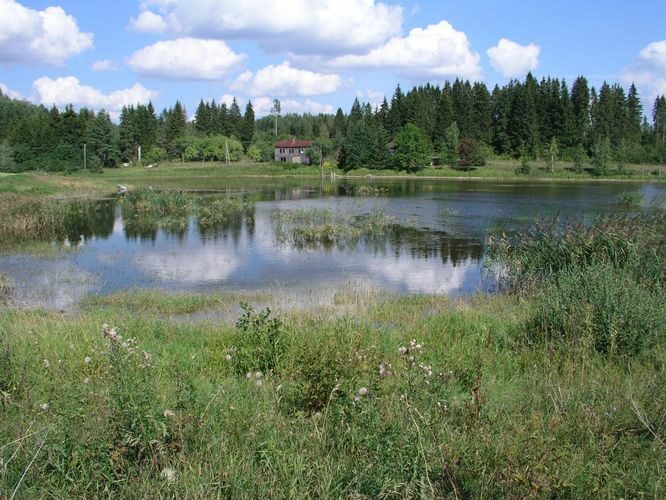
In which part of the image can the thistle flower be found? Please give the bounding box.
[398,346,407,355]
[160,467,177,483]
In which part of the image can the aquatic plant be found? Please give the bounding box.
[272,207,397,249]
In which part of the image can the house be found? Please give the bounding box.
[274,139,313,164]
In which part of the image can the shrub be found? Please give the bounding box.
[488,210,666,355]
[458,139,485,169]
[526,264,665,354]
[230,303,284,375]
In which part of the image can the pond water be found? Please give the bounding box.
[1,179,664,309]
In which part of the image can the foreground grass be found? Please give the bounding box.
[0,289,664,497]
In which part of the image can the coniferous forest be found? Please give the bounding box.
[1,73,665,173]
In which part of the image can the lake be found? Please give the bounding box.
[1,178,664,309]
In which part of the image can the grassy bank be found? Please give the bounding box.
[2,159,665,198]
[0,288,663,497]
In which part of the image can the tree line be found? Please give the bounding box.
[1,73,665,173]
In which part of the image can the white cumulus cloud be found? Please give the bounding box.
[92,59,118,72]
[0,83,23,100]
[0,0,93,66]
[128,38,245,80]
[327,21,482,80]
[232,62,343,97]
[33,76,157,113]
[622,40,666,103]
[133,0,402,54]
[487,38,540,78]
[129,10,167,33]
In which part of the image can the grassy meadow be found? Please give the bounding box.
[0,158,664,199]
[0,164,664,497]
[0,205,664,497]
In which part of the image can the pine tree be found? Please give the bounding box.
[571,76,590,147]
[87,110,120,167]
[386,84,405,135]
[626,84,643,145]
[241,101,255,149]
[228,98,243,138]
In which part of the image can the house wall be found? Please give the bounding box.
[274,147,310,164]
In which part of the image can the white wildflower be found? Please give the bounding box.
[39,403,49,411]
[398,346,407,355]
[255,371,263,379]
[83,377,90,384]
[160,467,177,483]
[42,359,50,368]
[246,372,252,379]
[164,409,176,418]
[357,387,368,397]
[255,379,263,388]
[225,354,232,362]
[84,356,92,364]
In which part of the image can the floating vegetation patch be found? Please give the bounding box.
[194,197,255,234]
[118,189,256,238]
[273,207,397,249]
[617,192,644,208]
[354,185,389,196]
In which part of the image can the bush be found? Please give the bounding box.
[526,264,665,354]
[230,303,284,375]
[488,210,666,355]
[143,146,167,165]
[458,139,486,169]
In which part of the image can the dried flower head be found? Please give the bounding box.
[164,409,176,418]
[160,467,177,483]
[84,356,92,364]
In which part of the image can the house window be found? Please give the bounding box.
[279,148,284,153]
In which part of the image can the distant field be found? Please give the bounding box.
[0,159,664,198]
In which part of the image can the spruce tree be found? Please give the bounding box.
[241,101,255,149]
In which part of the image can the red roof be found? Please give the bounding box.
[274,140,313,148]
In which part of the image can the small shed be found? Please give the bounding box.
[274,139,313,164]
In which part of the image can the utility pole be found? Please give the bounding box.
[138,145,142,164]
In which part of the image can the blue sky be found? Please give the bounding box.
[1,0,665,119]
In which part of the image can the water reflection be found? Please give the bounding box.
[1,179,664,309]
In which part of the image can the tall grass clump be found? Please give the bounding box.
[273,207,397,249]
[488,209,666,354]
[119,188,190,234]
[0,273,11,305]
[0,194,110,245]
[194,196,255,233]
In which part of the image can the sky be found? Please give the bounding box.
[1,0,665,120]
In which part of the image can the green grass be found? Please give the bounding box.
[0,290,663,497]
[2,158,664,199]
